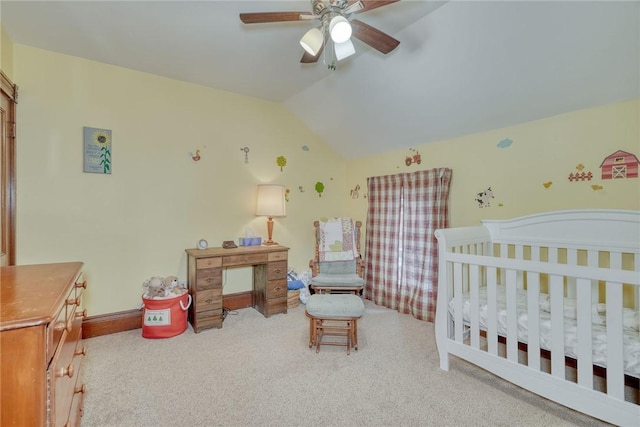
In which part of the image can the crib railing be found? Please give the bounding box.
[435,225,640,426]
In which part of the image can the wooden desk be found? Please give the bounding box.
[185,245,289,333]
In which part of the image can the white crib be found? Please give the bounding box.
[434,209,640,426]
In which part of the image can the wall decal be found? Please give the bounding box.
[543,181,553,189]
[497,138,513,148]
[285,188,290,202]
[83,127,112,174]
[240,146,250,163]
[276,155,287,171]
[190,149,201,161]
[298,186,305,193]
[591,184,604,191]
[405,148,422,167]
[474,186,494,208]
[350,184,361,199]
[599,150,639,179]
[315,182,325,197]
[568,163,593,182]
[302,145,310,151]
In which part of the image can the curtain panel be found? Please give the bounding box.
[364,168,452,322]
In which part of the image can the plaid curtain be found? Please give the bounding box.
[364,168,452,322]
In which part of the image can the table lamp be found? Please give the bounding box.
[256,184,286,245]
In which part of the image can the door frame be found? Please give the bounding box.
[1,70,17,266]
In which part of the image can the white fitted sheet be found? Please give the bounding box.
[448,285,640,378]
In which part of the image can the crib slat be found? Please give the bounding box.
[527,271,541,371]
[487,267,498,356]
[506,269,518,362]
[576,277,593,389]
[566,248,577,299]
[453,262,464,343]
[469,264,480,349]
[587,250,599,305]
[549,274,565,379]
[515,245,524,289]
[605,281,624,400]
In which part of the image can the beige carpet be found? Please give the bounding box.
[80,299,607,426]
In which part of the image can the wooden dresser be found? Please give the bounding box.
[185,245,289,333]
[0,262,87,427]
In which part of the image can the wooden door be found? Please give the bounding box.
[0,70,17,266]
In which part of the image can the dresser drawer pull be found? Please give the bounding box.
[274,286,282,292]
[66,296,81,306]
[74,384,87,394]
[57,363,74,378]
[75,346,87,357]
[75,280,88,289]
[54,319,73,333]
[76,309,87,319]
[273,268,282,274]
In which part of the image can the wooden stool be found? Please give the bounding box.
[305,294,365,355]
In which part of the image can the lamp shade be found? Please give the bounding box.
[334,39,356,61]
[256,185,286,217]
[300,28,323,56]
[329,16,352,43]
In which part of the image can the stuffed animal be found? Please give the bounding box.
[162,275,186,295]
[143,276,165,298]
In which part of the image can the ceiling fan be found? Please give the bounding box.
[239,0,400,68]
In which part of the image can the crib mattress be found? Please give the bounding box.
[448,286,640,378]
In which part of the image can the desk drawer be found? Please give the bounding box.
[268,251,288,262]
[193,309,223,331]
[223,253,268,267]
[267,279,287,299]
[196,257,222,269]
[193,288,222,312]
[196,268,222,290]
[267,261,287,280]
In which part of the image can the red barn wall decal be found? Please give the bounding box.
[599,150,639,179]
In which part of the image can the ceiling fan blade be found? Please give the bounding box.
[350,19,399,54]
[239,12,313,24]
[353,0,400,13]
[301,44,325,64]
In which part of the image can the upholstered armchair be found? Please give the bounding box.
[308,218,365,294]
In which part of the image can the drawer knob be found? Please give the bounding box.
[74,384,87,394]
[54,320,73,333]
[274,286,281,292]
[274,268,281,274]
[66,296,81,306]
[76,309,88,319]
[75,280,88,289]
[57,363,74,378]
[75,346,87,357]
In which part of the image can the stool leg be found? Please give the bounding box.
[353,319,358,350]
[346,320,351,355]
[308,316,314,348]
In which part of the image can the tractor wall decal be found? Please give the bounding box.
[405,149,422,166]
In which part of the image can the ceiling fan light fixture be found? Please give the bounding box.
[334,39,356,61]
[300,27,324,56]
[329,16,352,43]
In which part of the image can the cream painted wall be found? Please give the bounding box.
[0,26,14,79]
[14,45,347,316]
[346,99,640,231]
[12,43,640,317]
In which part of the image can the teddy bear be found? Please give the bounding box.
[162,275,186,295]
[143,276,165,298]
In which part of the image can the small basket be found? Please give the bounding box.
[287,290,300,309]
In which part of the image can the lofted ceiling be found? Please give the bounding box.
[2,1,638,159]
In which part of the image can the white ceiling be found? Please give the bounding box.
[2,1,639,159]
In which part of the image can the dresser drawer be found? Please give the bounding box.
[193,288,222,312]
[265,298,287,317]
[223,253,268,267]
[196,257,222,269]
[267,279,287,299]
[267,261,287,280]
[195,268,222,290]
[49,324,80,427]
[47,287,82,363]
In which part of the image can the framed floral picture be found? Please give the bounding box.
[83,127,112,174]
